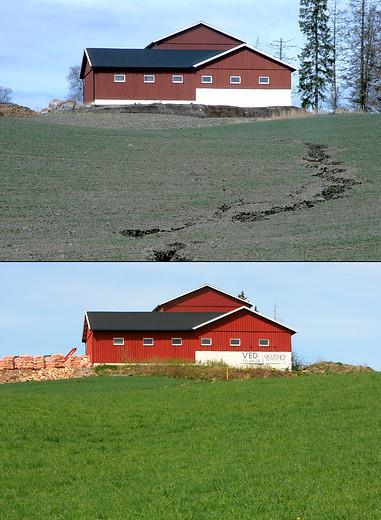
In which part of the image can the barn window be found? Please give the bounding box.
[201,75,213,84]
[143,338,154,346]
[172,75,184,84]
[113,337,124,346]
[144,74,155,83]
[230,76,241,84]
[259,76,270,85]
[259,338,270,347]
[114,74,126,83]
[230,338,241,347]
[171,338,182,346]
[201,338,212,346]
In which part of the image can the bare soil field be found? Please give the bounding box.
[40,110,253,130]
[0,112,380,260]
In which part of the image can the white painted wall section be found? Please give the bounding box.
[94,99,193,106]
[195,351,292,370]
[195,88,292,107]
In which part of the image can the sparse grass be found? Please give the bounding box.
[1,374,380,519]
[94,361,291,381]
[0,113,380,260]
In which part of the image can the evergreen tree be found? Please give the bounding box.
[298,0,334,111]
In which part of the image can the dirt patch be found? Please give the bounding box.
[39,104,306,130]
[0,103,37,118]
[303,361,374,375]
[80,103,305,119]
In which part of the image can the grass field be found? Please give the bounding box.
[1,113,380,260]
[1,374,380,519]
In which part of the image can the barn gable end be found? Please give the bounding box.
[146,22,244,50]
[154,285,253,313]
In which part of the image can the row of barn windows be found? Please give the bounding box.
[112,337,271,347]
[113,74,271,85]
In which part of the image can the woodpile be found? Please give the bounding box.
[45,354,65,369]
[0,367,93,384]
[0,354,92,384]
[14,355,35,370]
[0,356,15,370]
[33,356,45,370]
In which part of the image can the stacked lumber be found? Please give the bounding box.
[0,356,15,370]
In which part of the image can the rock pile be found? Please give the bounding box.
[40,99,77,114]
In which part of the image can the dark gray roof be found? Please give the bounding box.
[86,312,223,331]
[85,48,224,71]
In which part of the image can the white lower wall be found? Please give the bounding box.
[195,351,292,370]
[94,99,192,106]
[195,88,292,107]
[94,89,291,108]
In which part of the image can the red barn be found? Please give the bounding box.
[82,285,297,369]
[80,22,296,108]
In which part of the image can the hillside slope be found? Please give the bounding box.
[0,113,379,260]
[1,374,380,519]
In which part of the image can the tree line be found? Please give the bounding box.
[299,0,381,112]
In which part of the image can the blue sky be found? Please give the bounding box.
[1,0,302,110]
[0,263,380,370]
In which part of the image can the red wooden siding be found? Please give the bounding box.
[196,48,292,89]
[196,67,291,89]
[89,310,291,364]
[93,71,197,101]
[156,286,250,313]
[151,25,242,50]
[83,69,94,104]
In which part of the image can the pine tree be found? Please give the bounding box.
[298,0,334,111]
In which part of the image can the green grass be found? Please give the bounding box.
[1,374,380,519]
[0,113,380,260]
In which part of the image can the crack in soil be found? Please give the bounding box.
[118,142,360,259]
[232,143,361,222]
[151,243,189,261]
[120,223,193,238]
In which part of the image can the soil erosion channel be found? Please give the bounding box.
[119,142,361,261]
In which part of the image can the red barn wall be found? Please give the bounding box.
[151,25,242,50]
[83,69,94,103]
[197,49,292,89]
[93,70,197,101]
[156,286,250,313]
[88,311,291,364]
